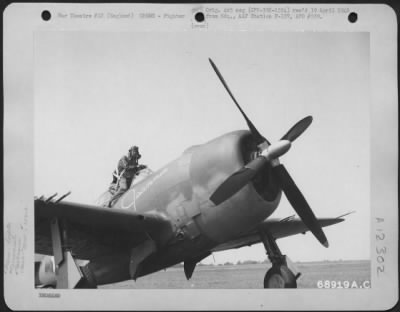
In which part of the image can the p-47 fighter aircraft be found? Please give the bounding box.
[35,59,348,289]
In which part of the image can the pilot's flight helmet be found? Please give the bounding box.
[129,146,141,159]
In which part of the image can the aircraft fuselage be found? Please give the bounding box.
[106,130,282,277]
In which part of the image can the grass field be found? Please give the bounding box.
[100,260,370,289]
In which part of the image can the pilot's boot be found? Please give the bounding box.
[108,192,123,208]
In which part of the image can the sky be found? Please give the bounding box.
[34,31,370,263]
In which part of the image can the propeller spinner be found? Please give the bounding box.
[208,58,328,248]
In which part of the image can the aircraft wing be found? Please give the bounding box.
[211,216,346,252]
[35,198,172,259]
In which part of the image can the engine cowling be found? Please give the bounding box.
[187,130,282,242]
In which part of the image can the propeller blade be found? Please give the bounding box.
[210,157,267,205]
[208,58,268,145]
[280,116,313,142]
[272,164,328,247]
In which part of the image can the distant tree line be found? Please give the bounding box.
[170,259,355,268]
[171,259,271,268]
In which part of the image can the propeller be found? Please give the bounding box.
[208,58,268,146]
[209,140,291,205]
[208,58,328,247]
[272,164,328,247]
[280,115,313,142]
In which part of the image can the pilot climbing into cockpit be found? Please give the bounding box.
[108,145,146,207]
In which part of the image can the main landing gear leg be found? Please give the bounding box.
[50,218,97,289]
[259,230,301,288]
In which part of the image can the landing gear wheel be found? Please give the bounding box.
[264,265,297,288]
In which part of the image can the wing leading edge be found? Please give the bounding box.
[212,216,346,252]
[35,198,172,258]
[35,199,169,233]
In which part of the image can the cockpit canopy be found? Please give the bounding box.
[129,167,153,188]
[94,166,153,207]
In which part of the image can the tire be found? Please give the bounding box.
[264,265,297,288]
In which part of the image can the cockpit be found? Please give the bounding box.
[95,166,153,207]
[129,167,153,188]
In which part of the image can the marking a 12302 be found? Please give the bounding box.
[375,217,386,277]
